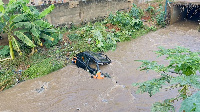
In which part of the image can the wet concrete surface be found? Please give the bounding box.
[0,21,199,112]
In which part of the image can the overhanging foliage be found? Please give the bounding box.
[133,47,200,112]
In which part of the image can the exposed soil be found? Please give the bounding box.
[0,21,199,112]
[105,23,120,32]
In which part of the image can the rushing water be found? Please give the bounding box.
[0,21,199,112]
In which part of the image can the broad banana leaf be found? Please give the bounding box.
[0,22,5,33]
[0,13,9,22]
[58,32,63,40]
[4,14,9,21]
[31,24,40,37]
[6,0,28,14]
[7,15,17,24]
[8,0,16,6]
[14,31,36,47]
[14,22,32,29]
[22,4,31,13]
[18,0,29,4]
[34,35,43,46]
[6,0,17,12]
[12,37,22,55]
[17,29,29,33]
[0,0,4,13]
[41,33,54,41]
[34,20,51,28]
[12,14,25,22]
[39,4,55,19]
[0,0,4,5]
[44,29,57,32]
[9,0,29,6]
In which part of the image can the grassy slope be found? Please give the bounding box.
[0,2,165,91]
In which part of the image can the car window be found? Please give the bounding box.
[91,52,109,62]
[79,54,88,63]
[88,58,97,69]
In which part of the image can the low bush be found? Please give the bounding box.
[66,4,155,53]
[155,6,166,27]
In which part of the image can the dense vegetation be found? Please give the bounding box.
[1,0,199,112]
[0,0,64,90]
[134,47,200,112]
[0,0,61,60]
[0,1,165,90]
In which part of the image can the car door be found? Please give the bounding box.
[76,53,87,69]
[87,58,99,75]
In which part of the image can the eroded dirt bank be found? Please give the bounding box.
[0,21,199,112]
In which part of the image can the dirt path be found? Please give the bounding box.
[0,21,199,112]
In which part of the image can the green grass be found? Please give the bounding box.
[0,3,165,91]
[23,57,64,79]
[0,48,65,91]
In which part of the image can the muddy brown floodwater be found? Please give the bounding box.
[0,21,199,112]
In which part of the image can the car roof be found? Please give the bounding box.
[78,51,111,64]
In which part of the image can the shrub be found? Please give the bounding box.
[133,47,200,112]
[155,6,166,27]
[129,3,143,19]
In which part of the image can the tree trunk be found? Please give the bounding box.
[9,39,14,59]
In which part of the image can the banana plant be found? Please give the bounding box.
[0,0,59,59]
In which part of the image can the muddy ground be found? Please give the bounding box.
[0,21,199,112]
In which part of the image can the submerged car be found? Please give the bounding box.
[72,51,111,79]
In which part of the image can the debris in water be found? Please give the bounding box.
[122,85,126,88]
[36,86,45,93]
[102,99,108,103]
[35,82,49,93]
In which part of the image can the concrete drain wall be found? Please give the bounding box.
[169,1,199,24]
[35,0,132,27]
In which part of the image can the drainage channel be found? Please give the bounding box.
[168,0,199,25]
